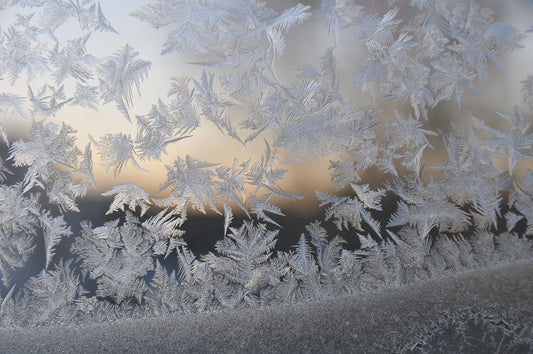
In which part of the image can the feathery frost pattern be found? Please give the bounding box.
[0,0,532,329]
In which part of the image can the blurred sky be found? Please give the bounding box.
[1,0,532,213]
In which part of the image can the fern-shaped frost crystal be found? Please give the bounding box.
[0,0,532,329]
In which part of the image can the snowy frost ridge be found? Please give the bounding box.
[0,0,532,327]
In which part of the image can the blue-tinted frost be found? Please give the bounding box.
[0,1,532,338]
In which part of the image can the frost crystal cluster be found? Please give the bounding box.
[0,0,532,327]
